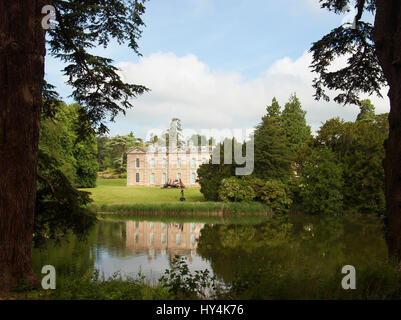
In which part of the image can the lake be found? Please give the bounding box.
[32,213,389,298]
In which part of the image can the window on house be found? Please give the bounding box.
[176,234,181,245]
[191,158,196,168]
[177,158,181,168]
[191,173,196,184]
[161,233,166,244]
[177,173,181,181]
[135,158,140,168]
[162,158,166,168]
[135,173,140,183]
[151,158,155,168]
[202,157,207,164]
[150,233,154,244]
[162,173,166,184]
[150,173,155,184]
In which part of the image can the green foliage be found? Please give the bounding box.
[281,94,312,153]
[254,180,292,214]
[218,177,256,202]
[74,141,98,188]
[98,132,142,174]
[36,102,98,248]
[196,163,233,201]
[253,98,294,181]
[357,99,376,121]
[40,102,98,188]
[216,176,291,214]
[197,139,239,201]
[159,256,220,299]
[298,147,344,215]
[35,151,97,248]
[316,113,388,214]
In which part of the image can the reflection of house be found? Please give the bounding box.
[125,221,205,261]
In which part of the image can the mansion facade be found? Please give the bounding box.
[126,141,213,186]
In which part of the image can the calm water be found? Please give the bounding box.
[32,214,388,284]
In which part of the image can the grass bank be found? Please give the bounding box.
[92,201,272,216]
[83,178,272,216]
[97,213,274,225]
[81,178,205,204]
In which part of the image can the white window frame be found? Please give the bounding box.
[191,172,196,184]
[150,173,155,184]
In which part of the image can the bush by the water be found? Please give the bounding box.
[218,177,256,202]
[254,180,292,214]
[217,176,292,214]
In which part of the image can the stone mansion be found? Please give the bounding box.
[126,141,213,187]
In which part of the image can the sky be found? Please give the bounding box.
[44,0,389,140]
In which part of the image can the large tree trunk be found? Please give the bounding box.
[0,1,46,292]
[374,1,401,261]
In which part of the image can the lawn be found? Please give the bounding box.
[80,178,206,205]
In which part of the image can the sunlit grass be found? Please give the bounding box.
[80,178,205,204]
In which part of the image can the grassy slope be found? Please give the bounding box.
[81,178,205,204]
[81,178,272,214]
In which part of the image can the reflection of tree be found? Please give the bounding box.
[197,215,387,291]
[96,220,127,258]
[32,220,128,279]
[32,227,96,279]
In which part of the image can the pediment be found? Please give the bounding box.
[127,146,146,154]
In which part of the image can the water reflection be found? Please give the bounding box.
[125,221,205,261]
[32,214,387,294]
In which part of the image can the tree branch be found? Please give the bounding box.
[37,173,55,194]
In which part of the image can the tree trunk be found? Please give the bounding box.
[374,1,401,261]
[0,1,46,292]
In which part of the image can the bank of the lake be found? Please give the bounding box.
[82,178,272,216]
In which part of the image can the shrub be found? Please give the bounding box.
[197,163,234,201]
[218,177,256,202]
[254,180,292,214]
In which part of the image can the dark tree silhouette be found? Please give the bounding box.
[0,0,148,292]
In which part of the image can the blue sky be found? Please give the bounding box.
[45,0,386,139]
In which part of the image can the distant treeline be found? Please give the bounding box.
[197,95,388,215]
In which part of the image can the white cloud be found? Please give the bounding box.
[111,51,389,137]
